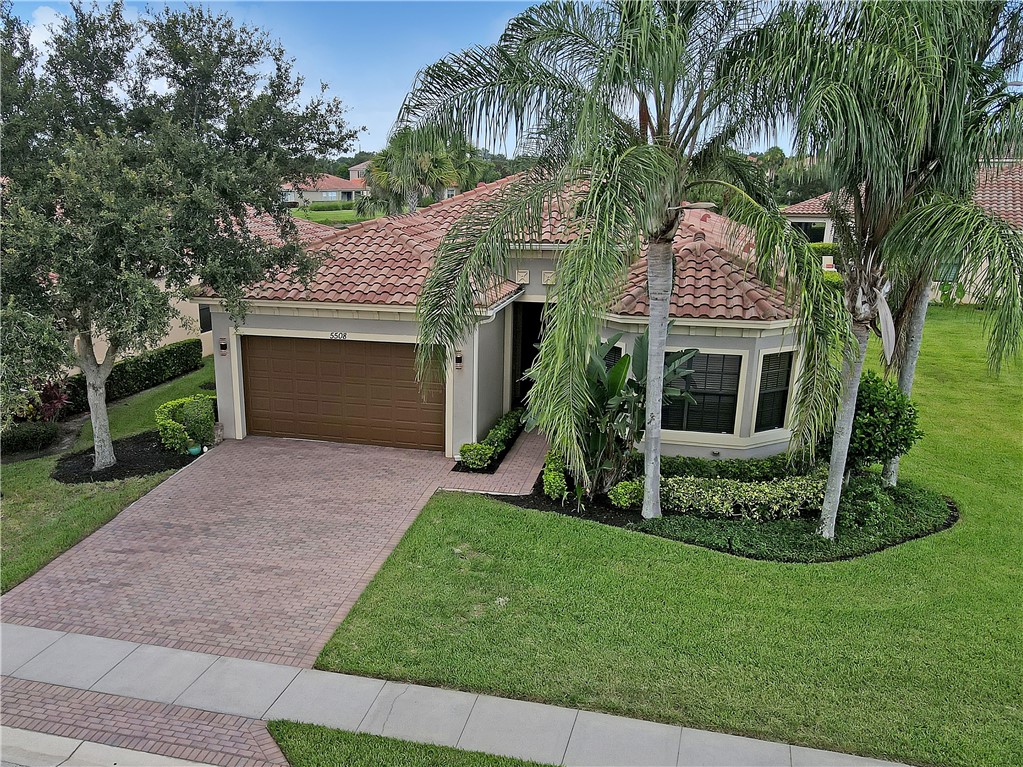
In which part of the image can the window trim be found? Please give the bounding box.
[660,344,748,439]
[749,345,800,434]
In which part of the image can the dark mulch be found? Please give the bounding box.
[52,430,198,484]
[199,381,217,390]
[501,473,644,527]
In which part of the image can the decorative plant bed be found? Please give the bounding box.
[51,430,199,484]
[503,471,959,564]
[452,407,525,474]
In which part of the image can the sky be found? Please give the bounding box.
[12,0,784,154]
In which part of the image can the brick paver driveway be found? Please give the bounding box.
[2,437,452,667]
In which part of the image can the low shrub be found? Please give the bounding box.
[849,372,923,470]
[340,201,355,210]
[19,380,70,423]
[542,450,569,503]
[838,474,896,527]
[308,201,343,211]
[459,442,496,470]
[179,397,215,447]
[630,452,808,482]
[64,339,203,416]
[609,470,827,522]
[457,407,525,472]
[822,270,844,291]
[1,421,59,454]
[155,394,217,453]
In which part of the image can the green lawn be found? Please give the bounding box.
[269,722,546,767]
[2,358,215,593]
[317,306,1022,767]
[291,208,375,226]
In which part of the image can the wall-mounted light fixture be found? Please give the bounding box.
[218,337,228,356]
[455,350,464,370]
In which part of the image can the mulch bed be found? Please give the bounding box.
[451,428,525,475]
[500,474,645,528]
[52,430,199,484]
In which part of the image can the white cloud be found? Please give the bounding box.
[28,5,64,62]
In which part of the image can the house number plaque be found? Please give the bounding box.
[328,332,348,340]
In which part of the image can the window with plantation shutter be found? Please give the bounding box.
[755,352,794,432]
[662,353,741,434]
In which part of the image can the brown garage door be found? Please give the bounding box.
[241,336,444,450]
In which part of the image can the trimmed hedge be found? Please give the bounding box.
[458,407,525,472]
[609,470,828,522]
[629,452,809,482]
[542,450,568,502]
[155,394,217,453]
[1,421,60,454]
[64,339,203,416]
[308,201,342,211]
[810,241,841,263]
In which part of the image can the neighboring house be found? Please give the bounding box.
[782,162,1023,279]
[199,178,803,460]
[348,160,371,181]
[282,173,369,205]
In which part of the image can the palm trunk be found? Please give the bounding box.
[819,322,870,538]
[77,331,118,471]
[642,240,673,520]
[882,284,929,486]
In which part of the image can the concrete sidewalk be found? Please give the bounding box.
[1,726,215,767]
[1,623,904,767]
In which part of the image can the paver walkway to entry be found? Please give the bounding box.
[1,623,906,767]
[2,434,545,668]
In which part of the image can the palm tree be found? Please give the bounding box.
[881,3,1023,486]
[402,0,850,519]
[739,0,1023,536]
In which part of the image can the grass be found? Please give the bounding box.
[2,358,215,593]
[268,722,546,767]
[316,306,1022,767]
[291,208,374,226]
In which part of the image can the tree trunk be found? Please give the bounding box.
[882,283,929,486]
[76,331,118,471]
[818,322,870,538]
[642,240,674,520]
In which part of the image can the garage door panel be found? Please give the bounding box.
[242,336,444,450]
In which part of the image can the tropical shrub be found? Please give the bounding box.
[542,450,569,503]
[63,339,203,416]
[609,470,828,522]
[155,394,217,453]
[19,380,70,422]
[1,421,59,454]
[848,372,923,470]
[563,329,694,498]
[459,442,497,470]
[458,407,525,471]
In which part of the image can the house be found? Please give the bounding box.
[198,177,803,460]
[782,163,1023,277]
[347,160,371,180]
[282,173,369,205]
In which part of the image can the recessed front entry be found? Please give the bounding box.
[241,336,444,450]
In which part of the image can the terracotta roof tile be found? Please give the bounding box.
[235,177,792,320]
[782,163,1023,227]
[283,174,367,192]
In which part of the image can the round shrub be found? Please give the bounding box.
[155,394,216,453]
[849,372,923,470]
[459,442,496,470]
[1,421,59,454]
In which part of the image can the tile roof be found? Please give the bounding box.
[348,160,372,172]
[234,177,794,321]
[242,213,339,247]
[283,174,367,192]
[974,163,1023,229]
[781,163,1023,227]
[613,211,792,321]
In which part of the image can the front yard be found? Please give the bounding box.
[291,208,375,227]
[316,306,1021,767]
[1,358,215,593]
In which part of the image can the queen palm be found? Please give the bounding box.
[402,0,849,519]
[740,0,1023,535]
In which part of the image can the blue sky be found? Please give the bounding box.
[14,0,781,154]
